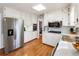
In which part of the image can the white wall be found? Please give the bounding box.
[0,7,38,49]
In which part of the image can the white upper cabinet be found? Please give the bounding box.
[62,8,69,26]
[44,9,63,26]
[62,4,77,26]
[3,7,22,19]
[69,5,76,26]
[74,4,79,28]
[43,4,77,27]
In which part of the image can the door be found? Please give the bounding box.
[15,19,24,49]
[39,21,42,35]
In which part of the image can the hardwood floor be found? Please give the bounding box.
[0,37,54,56]
[0,48,4,56]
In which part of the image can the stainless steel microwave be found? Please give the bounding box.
[48,21,62,28]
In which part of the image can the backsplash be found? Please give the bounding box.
[43,26,73,34]
[62,26,74,34]
[48,27,62,31]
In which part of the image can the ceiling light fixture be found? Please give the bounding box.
[32,4,46,11]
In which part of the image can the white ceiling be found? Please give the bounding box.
[0,3,69,15]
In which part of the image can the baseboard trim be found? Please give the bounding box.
[0,48,4,55]
[13,46,23,51]
[42,43,55,48]
[4,46,24,55]
[42,43,55,56]
[24,38,37,45]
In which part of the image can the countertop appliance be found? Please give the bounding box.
[70,27,76,34]
[76,28,79,34]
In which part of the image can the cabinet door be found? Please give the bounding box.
[62,12,69,26]
[70,6,75,26]
[47,33,61,46]
[51,34,61,46]
[24,31,32,43]
[24,32,30,43]
[31,31,37,40]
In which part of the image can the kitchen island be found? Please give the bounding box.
[54,40,79,56]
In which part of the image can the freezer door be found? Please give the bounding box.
[15,19,24,49]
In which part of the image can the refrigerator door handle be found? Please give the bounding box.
[14,29,16,40]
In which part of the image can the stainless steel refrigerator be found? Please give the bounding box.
[2,17,24,54]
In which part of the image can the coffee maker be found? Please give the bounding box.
[70,27,76,34]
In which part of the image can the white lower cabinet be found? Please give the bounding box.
[24,31,38,43]
[42,32,62,47]
[31,31,37,40]
[24,31,32,43]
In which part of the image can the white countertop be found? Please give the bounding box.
[54,40,79,56]
[62,33,79,36]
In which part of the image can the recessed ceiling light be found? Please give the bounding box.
[32,4,46,11]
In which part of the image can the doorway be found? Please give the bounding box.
[39,21,42,37]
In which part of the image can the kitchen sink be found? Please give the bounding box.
[62,35,75,42]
